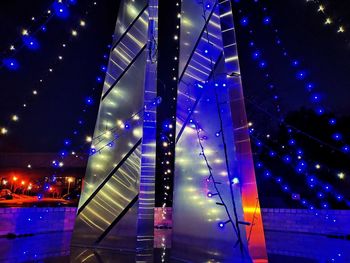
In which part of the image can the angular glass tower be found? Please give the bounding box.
[71,0,267,262]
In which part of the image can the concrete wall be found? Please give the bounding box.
[2,207,349,236]
[0,207,76,236]
[261,208,350,235]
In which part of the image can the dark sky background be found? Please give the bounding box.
[0,0,349,153]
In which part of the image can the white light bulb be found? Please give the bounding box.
[11,115,19,122]
[1,127,8,135]
[22,29,29,36]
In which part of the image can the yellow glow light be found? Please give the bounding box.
[71,30,78,36]
[324,18,332,25]
[86,136,92,143]
[80,20,86,27]
[33,90,38,95]
[315,164,321,169]
[318,5,325,12]
[1,127,8,135]
[11,115,19,122]
[337,172,345,179]
[22,29,29,36]
[337,26,345,33]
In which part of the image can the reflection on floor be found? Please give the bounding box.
[0,229,349,262]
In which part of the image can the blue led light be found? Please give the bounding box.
[85,97,94,105]
[96,76,102,83]
[306,82,314,91]
[336,195,343,201]
[283,155,291,163]
[296,70,306,80]
[41,26,47,32]
[328,118,336,125]
[288,139,296,145]
[310,93,321,103]
[90,148,97,155]
[3,58,19,70]
[342,145,350,153]
[64,139,71,145]
[218,222,225,228]
[315,107,324,115]
[252,51,260,59]
[264,171,271,178]
[101,65,107,72]
[196,83,204,89]
[263,16,271,25]
[292,60,299,66]
[53,2,69,19]
[205,3,211,9]
[332,133,342,141]
[259,61,267,68]
[240,17,249,26]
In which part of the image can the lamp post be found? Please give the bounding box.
[12,176,18,192]
[67,177,73,194]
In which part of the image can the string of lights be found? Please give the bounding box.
[239,54,349,210]
[1,0,78,70]
[232,0,350,157]
[197,0,246,253]
[305,0,349,39]
[238,29,350,209]
[0,0,99,137]
[235,27,350,159]
[253,153,339,222]
[251,131,349,209]
[247,97,349,197]
[194,122,240,238]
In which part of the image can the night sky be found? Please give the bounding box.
[0,0,350,153]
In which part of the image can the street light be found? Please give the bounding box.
[11,176,18,191]
[67,177,73,194]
